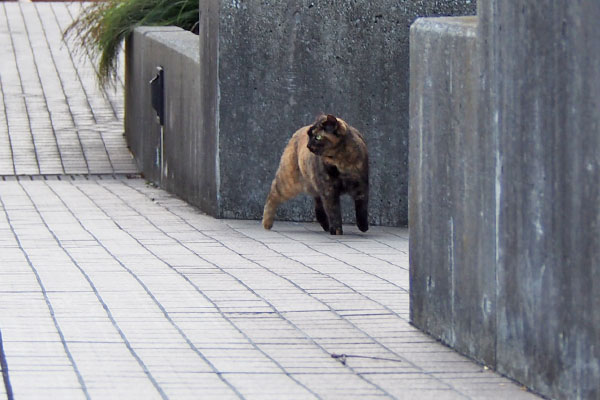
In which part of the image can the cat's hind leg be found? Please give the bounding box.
[314,197,329,232]
[262,187,282,230]
[351,189,369,232]
[262,179,301,230]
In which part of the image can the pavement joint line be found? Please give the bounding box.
[110,179,444,399]
[245,226,409,297]
[72,178,349,400]
[0,173,142,181]
[53,2,119,172]
[88,179,394,398]
[39,179,248,400]
[61,2,124,117]
[45,2,98,127]
[298,223,409,267]
[0,77,16,175]
[1,2,41,174]
[0,329,14,400]
[0,184,90,400]
[17,179,173,400]
[18,2,68,175]
[34,2,91,173]
[120,179,481,399]
[215,232,470,398]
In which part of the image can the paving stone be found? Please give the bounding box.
[0,177,544,399]
[0,1,137,178]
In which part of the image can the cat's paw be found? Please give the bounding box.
[329,227,343,235]
[357,221,369,232]
[262,218,273,230]
[318,220,330,232]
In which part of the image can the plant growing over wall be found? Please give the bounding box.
[65,0,198,87]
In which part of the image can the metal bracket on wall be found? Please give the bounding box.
[150,66,165,182]
[150,66,164,126]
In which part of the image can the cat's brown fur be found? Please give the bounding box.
[262,114,369,235]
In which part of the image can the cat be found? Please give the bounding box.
[262,114,369,235]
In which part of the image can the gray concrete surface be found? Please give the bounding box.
[0,2,541,399]
[481,1,600,398]
[124,27,216,214]
[195,0,476,226]
[408,17,497,367]
[410,2,600,399]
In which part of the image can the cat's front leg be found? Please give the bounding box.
[314,197,330,232]
[354,197,369,232]
[322,194,343,235]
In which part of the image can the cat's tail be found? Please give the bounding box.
[262,181,281,230]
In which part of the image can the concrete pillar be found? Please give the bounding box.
[408,17,497,366]
[480,1,600,398]
[410,1,600,398]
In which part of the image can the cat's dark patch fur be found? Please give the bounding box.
[262,114,369,235]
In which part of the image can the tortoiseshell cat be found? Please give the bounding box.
[262,114,369,235]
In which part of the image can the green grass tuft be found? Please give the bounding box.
[64,0,198,87]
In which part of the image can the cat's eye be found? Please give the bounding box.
[316,135,323,141]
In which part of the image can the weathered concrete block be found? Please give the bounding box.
[125,27,218,215]
[480,1,600,398]
[200,0,476,225]
[410,1,600,398]
[408,16,495,365]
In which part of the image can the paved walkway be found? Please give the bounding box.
[0,1,136,177]
[0,2,541,399]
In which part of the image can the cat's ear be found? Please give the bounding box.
[323,115,339,134]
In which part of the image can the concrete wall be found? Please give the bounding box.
[409,2,600,398]
[481,1,600,398]
[408,17,497,366]
[201,0,476,225]
[125,27,218,216]
[126,1,476,226]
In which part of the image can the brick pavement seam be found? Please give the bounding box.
[46,2,116,173]
[72,180,330,400]
[299,224,409,268]
[38,2,117,173]
[17,2,67,175]
[0,330,14,400]
[106,179,411,399]
[0,174,142,182]
[51,3,118,124]
[227,227,410,321]
[1,2,41,175]
[39,180,247,400]
[59,2,123,120]
[0,185,90,400]
[15,180,171,400]
[219,228,472,398]
[33,2,91,174]
[123,181,476,399]
[0,77,16,175]
[239,227,410,323]
[250,228,409,297]
[227,226,479,398]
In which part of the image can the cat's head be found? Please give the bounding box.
[307,114,346,156]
